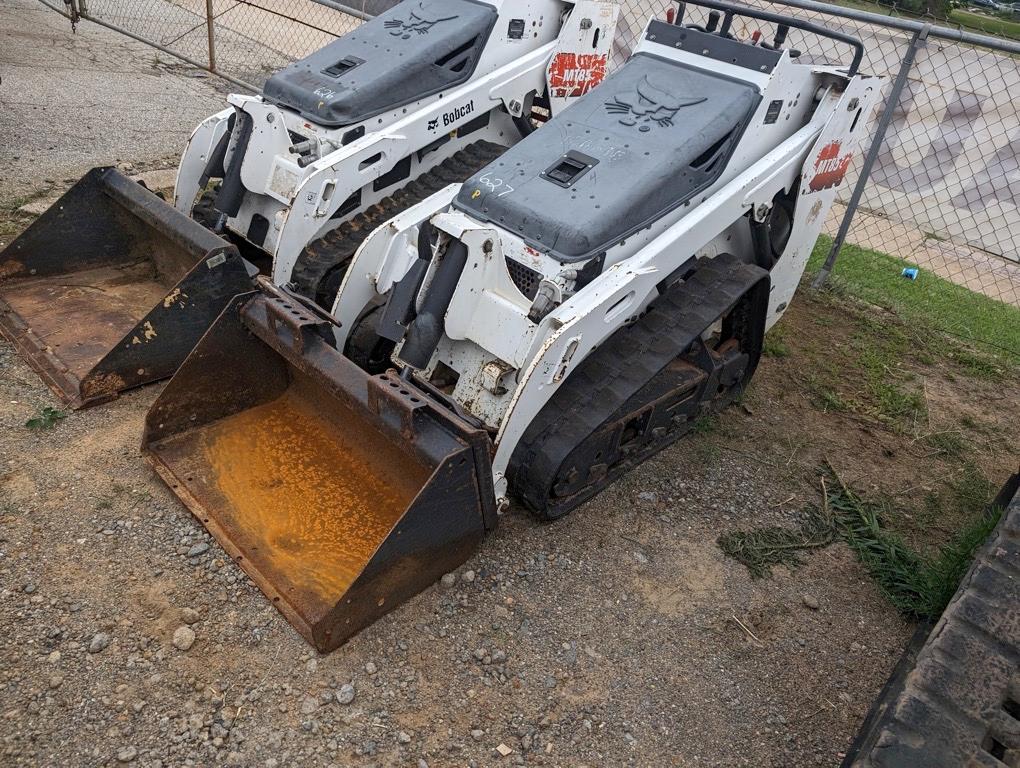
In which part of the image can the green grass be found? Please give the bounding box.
[950,8,1020,41]
[763,325,791,358]
[856,342,928,427]
[922,430,968,458]
[823,0,1020,42]
[718,465,1004,619]
[829,465,1001,618]
[718,505,836,579]
[808,236,1020,363]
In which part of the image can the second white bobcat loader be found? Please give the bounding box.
[0,0,617,408]
[142,1,881,651]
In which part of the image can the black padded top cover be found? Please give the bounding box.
[454,54,761,263]
[263,0,497,128]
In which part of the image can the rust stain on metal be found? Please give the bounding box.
[0,265,165,378]
[807,199,824,225]
[198,385,428,607]
[81,372,128,399]
[0,260,24,281]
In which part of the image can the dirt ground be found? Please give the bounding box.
[2,6,1019,766]
[2,238,1016,767]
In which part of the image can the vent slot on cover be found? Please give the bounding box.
[506,258,542,300]
[435,37,479,74]
[690,129,736,172]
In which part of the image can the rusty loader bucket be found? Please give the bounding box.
[0,167,256,408]
[141,284,497,652]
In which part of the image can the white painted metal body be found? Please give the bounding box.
[172,0,619,287]
[332,17,882,506]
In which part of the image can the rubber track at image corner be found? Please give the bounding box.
[510,253,766,518]
[846,476,1020,767]
[290,140,507,308]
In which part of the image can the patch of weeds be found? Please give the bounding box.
[1,188,54,218]
[958,414,1002,441]
[856,343,927,428]
[763,326,790,358]
[691,436,721,466]
[919,489,943,528]
[871,379,926,425]
[719,465,1002,620]
[25,406,66,431]
[811,381,851,413]
[94,497,113,511]
[948,348,1005,381]
[922,430,967,459]
[812,314,837,328]
[831,468,1001,619]
[949,462,996,514]
[718,506,835,578]
[1,195,35,215]
[691,414,719,435]
[733,383,753,408]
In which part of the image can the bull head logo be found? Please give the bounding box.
[605,77,707,132]
[384,6,457,39]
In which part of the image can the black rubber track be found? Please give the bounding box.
[190,185,222,231]
[843,474,1020,768]
[290,140,507,309]
[509,253,769,520]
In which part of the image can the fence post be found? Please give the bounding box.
[812,24,930,289]
[61,0,80,29]
[206,0,217,73]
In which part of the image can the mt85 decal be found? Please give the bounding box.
[809,141,854,192]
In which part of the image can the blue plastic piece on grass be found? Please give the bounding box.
[901,267,919,280]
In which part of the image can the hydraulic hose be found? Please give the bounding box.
[398,239,469,371]
[213,110,253,218]
[749,217,775,271]
[376,220,434,343]
[199,112,235,187]
[513,113,535,138]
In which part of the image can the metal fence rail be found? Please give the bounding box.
[37,0,1020,331]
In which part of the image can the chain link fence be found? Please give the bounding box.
[38,0,1020,339]
[620,0,1020,320]
[56,0,366,88]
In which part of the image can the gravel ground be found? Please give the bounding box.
[0,323,914,767]
[3,9,1011,766]
[0,0,225,206]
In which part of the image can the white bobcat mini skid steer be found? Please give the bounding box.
[142,0,881,651]
[0,0,617,408]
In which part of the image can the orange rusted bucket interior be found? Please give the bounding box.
[151,371,431,626]
[143,289,494,651]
